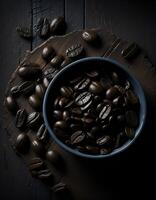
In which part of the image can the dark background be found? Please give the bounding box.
[0,0,155,200]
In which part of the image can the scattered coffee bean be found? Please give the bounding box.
[29,157,44,171]
[60,58,71,68]
[16,26,32,39]
[35,84,45,99]
[121,42,140,60]
[18,64,41,80]
[82,30,97,43]
[46,150,61,166]
[43,66,59,80]
[15,133,30,154]
[37,124,48,142]
[42,46,55,61]
[39,17,50,39]
[50,55,64,68]
[27,112,42,129]
[52,182,67,193]
[50,16,66,35]
[66,44,84,59]
[15,109,27,129]
[12,81,36,96]
[5,96,18,113]
[31,139,45,155]
[29,94,42,109]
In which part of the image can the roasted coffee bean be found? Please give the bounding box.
[82,117,94,126]
[100,148,112,155]
[85,145,99,154]
[86,70,99,78]
[27,112,42,129]
[74,78,90,91]
[106,86,120,100]
[59,97,69,108]
[42,46,55,61]
[50,16,66,35]
[43,77,49,88]
[89,81,103,93]
[81,100,93,111]
[70,76,82,84]
[36,17,44,33]
[70,107,82,116]
[111,72,120,84]
[114,85,125,95]
[37,124,48,142]
[71,131,85,145]
[18,64,41,80]
[35,84,45,99]
[15,109,27,129]
[75,92,92,106]
[125,127,135,139]
[90,126,101,138]
[125,80,131,90]
[29,94,42,109]
[121,42,140,60]
[69,123,82,131]
[54,121,67,130]
[96,135,111,146]
[15,133,30,154]
[112,96,123,107]
[29,157,44,171]
[52,182,67,193]
[125,110,138,127]
[31,139,45,155]
[16,26,32,39]
[36,168,53,179]
[54,97,61,108]
[5,96,18,113]
[125,90,139,107]
[46,150,61,166]
[53,110,62,120]
[50,55,64,68]
[17,81,36,96]
[60,86,73,98]
[99,104,111,120]
[82,30,97,43]
[62,111,70,120]
[39,17,50,39]
[60,58,71,68]
[66,43,84,59]
[43,67,58,80]
[64,100,74,108]
[10,85,22,97]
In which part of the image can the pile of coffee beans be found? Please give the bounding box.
[52,68,139,155]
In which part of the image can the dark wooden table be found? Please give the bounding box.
[0,1,155,199]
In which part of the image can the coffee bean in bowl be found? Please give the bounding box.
[43,57,146,159]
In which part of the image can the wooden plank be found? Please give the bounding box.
[32,0,64,49]
[65,0,84,32]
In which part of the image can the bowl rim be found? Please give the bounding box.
[43,57,147,159]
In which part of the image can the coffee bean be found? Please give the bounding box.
[69,123,81,131]
[52,182,67,193]
[100,148,112,155]
[15,133,30,154]
[29,157,44,171]
[106,86,120,100]
[54,97,61,108]
[18,63,41,80]
[15,109,27,129]
[86,70,99,78]
[70,76,82,85]
[96,135,111,146]
[59,97,69,108]
[35,84,45,99]
[54,121,67,130]
[75,92,92,106]
[70,107,82,116]
[37,124,48,142]
[111,72,120,84]
[5,96,18,113]
[29,94,42,109]
[43,77,49,88]
[125,80,131,90]
[66,43,84,59]
[39,17,50,39]
[53,110,62,120]
[62,111,70,120]
[16,81,36,96]
[42,46,55,61]
[82,30,97,43]
[43,67,58,80]
[27,112,42,129]
[74,78,90,91]
[16,26,32,39]
[99,104,111,120]
[46,150,61,166]
[121,42,140,60]
[71,131,85,145]
[125,90,139,107]
[36,17,44,34]
[82,117,94,126]
[114,85,125,95]
[125,110,138,127]
[60,58,71,68]
[50,55,63,68]
[125,127,135,139]
[50,16,66,35]
[31,139,45,155]
[89,81,103,93]
[85,145,99,154]
[112,96,123,107]
[60,86,73,98]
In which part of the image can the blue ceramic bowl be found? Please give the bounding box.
[43,57,147,159]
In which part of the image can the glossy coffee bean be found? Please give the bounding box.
[96,135,111,146]
[62,111,70,120]
[99,104,111,120]
[39,17,50,39]
[86,70,99,78]
[35,84,45,99]
[27,112,42,129]
[89,81,103,94]
[42,46,55,61]
[15,109,27,129]
[31,139,45,155]
[74,78,90,91]
[85,145,99,154]
[71,107,82,116]
[54,121,67,129]
[71,131,85,145]
[121,42,140,60]
[43,66,58,80]
[43,77,49,88]
[111,72,120,84]
[82,30,97,43]
[18,64,41,80]
[37,124,48,142]
[50,16,66,35]
[50,55,63,68]
[15,133,30,154]
[46,150,61,165]
[5,96,18,113]
[29,94,42,109]
[75,92,92,106]
[105,86,120,100]
[112,96,123,107]
[58,97,69,108]
[66,43,84,59]
[60,86,73,98]
[53,110,62,120]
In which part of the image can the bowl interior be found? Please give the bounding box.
[43,57,146,159]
